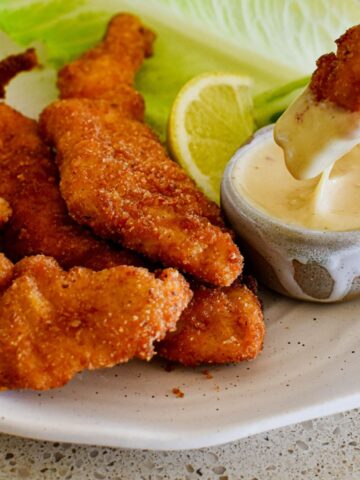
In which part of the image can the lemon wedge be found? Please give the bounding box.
[168,73,255,203]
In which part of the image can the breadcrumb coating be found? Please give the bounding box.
[158,282,264,366]
[0,256,191,390]
[0,103,142,270]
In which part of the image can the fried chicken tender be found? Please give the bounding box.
[310,25,360,111]
[158,282,264,366]
[40,13,243,287]
[0,103,144,270]
[0,255,192,390]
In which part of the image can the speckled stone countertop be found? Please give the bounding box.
[0,409,358,479]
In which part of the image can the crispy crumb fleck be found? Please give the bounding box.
[172,387,184,398]
[201,369,213,380]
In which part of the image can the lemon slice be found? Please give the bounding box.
[168,73,255,204]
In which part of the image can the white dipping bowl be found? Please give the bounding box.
[221,125,360,303]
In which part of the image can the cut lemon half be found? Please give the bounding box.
[168,73,255,204]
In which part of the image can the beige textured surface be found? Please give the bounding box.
[0,409,358,479]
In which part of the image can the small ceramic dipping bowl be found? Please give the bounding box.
[221,125,360,303]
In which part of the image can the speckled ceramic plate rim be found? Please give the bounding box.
[0,389,360,450]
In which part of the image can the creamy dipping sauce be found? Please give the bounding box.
[234,136,360,231]
[274,87,360,180]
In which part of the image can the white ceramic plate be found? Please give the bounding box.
[0,288,359,450]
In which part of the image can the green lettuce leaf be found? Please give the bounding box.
[0,0,359,137]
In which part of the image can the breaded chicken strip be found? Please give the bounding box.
[0,256,191,390]
[40,14,242,287]
[158,282,264,366]
[310,25,360,111]
[0,103,144,270]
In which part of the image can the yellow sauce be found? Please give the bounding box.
[234,137,360,231]
[274,88,360,180]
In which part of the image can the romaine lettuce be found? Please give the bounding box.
[0,0,359,137]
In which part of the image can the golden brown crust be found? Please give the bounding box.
[0,48,38,98]
[158,282,265,366]
[0,103,142,270]
[41,99,242,286]
[40,13,243,286]
[310,25,360,111]
[0,256,191,390]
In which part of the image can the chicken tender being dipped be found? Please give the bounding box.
[310,25,360,111]
[0,256,191,390]
[275,24,360,181]
[40,14,243,287]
